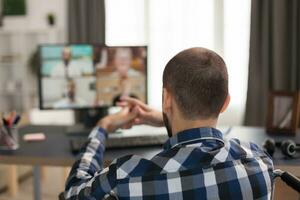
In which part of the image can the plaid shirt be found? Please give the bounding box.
[64,127,274,200]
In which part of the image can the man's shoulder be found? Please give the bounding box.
[228,138,269,158]
[113,154,160,179]
[225,138,274,170]
[109,138,273,179]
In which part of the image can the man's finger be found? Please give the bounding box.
[116,101,128,107]
[136,106,152,120]
[122,106,138,129]
[120,97,150,111]
[120,107,130,114]
[125,106,139,121]
[113,107,137,129]
[122,123,133,129]
[133,118,142,125]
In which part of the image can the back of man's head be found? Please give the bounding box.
[163,47,228,120]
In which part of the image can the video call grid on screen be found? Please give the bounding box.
[39,44,147,110]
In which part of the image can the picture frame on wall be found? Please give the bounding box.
[3,0,26,16]
[266,91,300,135]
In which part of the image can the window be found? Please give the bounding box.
[105,0,146,45]
[221,0,251,125]
[105,0,251,125]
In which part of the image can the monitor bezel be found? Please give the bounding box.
[38,44,148,110]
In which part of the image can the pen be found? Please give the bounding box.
[2,111,17,128]
[13,115,21,125]
[8,111,16,128]
[1,111,19,136]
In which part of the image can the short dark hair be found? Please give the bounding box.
[163,47,228,120]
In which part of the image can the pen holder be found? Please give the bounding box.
[0,126,19,150]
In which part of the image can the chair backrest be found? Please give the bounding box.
[58,192,65,200]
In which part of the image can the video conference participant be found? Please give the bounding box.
[64,47,274,199]
[53,79,86,109]
[50,47,82,78]
[110,48,141,101]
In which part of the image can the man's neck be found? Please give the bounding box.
[171,117,217,136]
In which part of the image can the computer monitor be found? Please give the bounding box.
[38,44,147,110]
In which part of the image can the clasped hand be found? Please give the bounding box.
[97,97,164,133]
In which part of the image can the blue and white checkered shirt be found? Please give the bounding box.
[64,127,274,200]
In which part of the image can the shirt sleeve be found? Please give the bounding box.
[64,127,118,200]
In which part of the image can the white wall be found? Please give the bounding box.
[2,0,67,35]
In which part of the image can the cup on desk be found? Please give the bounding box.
[0,126,19,150]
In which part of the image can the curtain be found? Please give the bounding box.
[68,0,105,43]
[0,0,3,26]
[244,0,300,126]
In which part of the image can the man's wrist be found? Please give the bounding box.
[89,126,108,139]
[98,118,110,131]
[97,117,116,133]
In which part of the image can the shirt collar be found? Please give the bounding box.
[163,127,224,150]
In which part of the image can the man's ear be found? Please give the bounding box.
[220,94,230,113]
[162,88,172,113]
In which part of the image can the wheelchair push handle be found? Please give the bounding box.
[274,169,300,193]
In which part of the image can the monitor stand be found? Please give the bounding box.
[66,107,109,136]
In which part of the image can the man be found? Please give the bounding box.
[50,47,93,78]
[53,79,87,109]
[64,47,274,199]
[110,48,142,104]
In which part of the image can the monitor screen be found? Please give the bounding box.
[39,44,147,109]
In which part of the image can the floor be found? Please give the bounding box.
[0,167,66,200]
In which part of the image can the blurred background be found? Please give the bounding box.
[0,0,251,125]
[0,0,299,199]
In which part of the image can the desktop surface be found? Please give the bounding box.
[0,125,165,166]
[0,125,300,168]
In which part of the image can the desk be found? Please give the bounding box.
[0,125,162,200]
[0,125,299,200]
